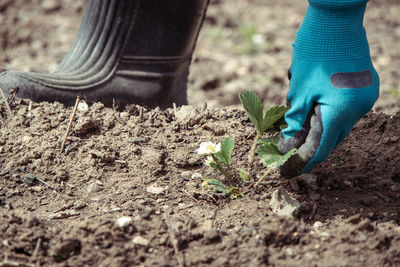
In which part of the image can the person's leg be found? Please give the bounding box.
[0,0,209,108]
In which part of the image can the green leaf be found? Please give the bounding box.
[239,91,263,134]
[239,168,249,181]
[240,91,289,135]
[257,143,296,169]
[206,179,243,199]
[259,106,289,133]
[215,137,234,165]
[258,133,280,145]
[208,179,229,194]
[227,187,243,199]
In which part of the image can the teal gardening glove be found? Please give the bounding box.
[279,0,379,177]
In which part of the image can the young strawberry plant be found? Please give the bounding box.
[197,91,296,197]
[239,91,288,164]
[239,91,296,185]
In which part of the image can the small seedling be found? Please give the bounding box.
[239,91,288,164]
[198,137,243,198]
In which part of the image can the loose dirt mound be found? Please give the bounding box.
[0,101,399,266]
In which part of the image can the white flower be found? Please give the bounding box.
[197,142,221,155]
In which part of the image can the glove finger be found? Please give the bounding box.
[302,107,350,172]
[280,99,315,154]
[280,104,323,178]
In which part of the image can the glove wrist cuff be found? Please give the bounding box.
[294,0,370,61]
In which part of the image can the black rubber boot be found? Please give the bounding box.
[0,0,209,108]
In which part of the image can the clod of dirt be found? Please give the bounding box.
[175,105,197,122]
[202,229,222,245]
[270,189,301,217]
[86,181,103,193]
[132,236,150,247]
[295,173,318,191]
[180,171,192,181]
[51,238,82,263]
[74,117,100,135]
[55,169,69,182]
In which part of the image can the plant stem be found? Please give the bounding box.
[248,133,260,164]
[254,168,272,187]
[211,154,233,184]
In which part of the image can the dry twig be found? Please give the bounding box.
[31,238,41,260]
[180,189,199,203]
[173,102,177,117]
[61,96,80,152]
[0,87,12,117]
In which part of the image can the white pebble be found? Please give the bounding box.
[115,216,133,228]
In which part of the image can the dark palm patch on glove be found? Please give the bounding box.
[330,70,372,89]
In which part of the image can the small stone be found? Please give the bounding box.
[269,189,301,217]
[120,112,129,120]
[394,227,400,235]
[87,181,103,193]
[132,236,150,246]
[42,0,61,12]
[343,180,353,187]
[180,171,192,181]
[2,240,9,247]
[22,135,33,144]
[115,216,133,228]
[391,184,400,192]
[296,173,318,190]
[29,186,43,192]
[77,101,89,112]
[146,185,165,195]
[285,248,296,257]
[191,172,203,180]
[312,221,324,232]
[24,173,37,186]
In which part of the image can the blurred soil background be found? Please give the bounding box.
[0,0,400,112]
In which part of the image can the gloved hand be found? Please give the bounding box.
[279,0,379,178]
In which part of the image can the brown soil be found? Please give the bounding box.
[1,0,400,266]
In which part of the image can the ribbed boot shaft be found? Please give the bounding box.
[294,0,370,61]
